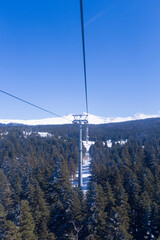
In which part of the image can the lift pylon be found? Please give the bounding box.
[86,126,89,146]
[73,114,88,188]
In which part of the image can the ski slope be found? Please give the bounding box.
[72,140,95,194]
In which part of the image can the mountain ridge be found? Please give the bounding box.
[0,112,160,126]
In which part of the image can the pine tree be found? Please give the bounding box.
[0,169,13,211]
[47,232,56,240]
[0,203,6,239]
[106,184,133,240]
[69,188,85,239]
[29,180,49,239]
[48,156,72,239]
[86,182,107,239]
[19,200,37,240]
[0,204,21,240]
[105,182,117,239]
[12,174,22,203]
[144,147,157,173]
[138,192,159,240]
[3,220,20,240]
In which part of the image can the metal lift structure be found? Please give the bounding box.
[73,114,88,188]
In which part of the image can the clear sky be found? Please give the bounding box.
[0,0,160,119]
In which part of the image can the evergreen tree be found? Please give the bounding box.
[3,220,20,240]
[69,188,85,239]
[0,203,6,239]
[0,169,13,211]
[48,156,72,239]
[47,232,56,240]
[29,180,49,239]
[138,192,159,240]
[86,182,107,239]
[19,200,37,240]
[0,204,21,240]
[114,186,132,240]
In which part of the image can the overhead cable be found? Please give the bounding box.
[0,89,72,122]
[80,0,89,115]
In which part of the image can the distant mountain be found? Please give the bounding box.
[0,112,160,126]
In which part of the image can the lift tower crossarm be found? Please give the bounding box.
[73,114,88,188]
[72,114,88,124]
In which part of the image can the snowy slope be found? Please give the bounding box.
[0,112,160,126]
[82,141,95,194]
[72,140,95,194]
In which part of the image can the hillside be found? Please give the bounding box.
[0,118,160,239]
[0,112,160,125]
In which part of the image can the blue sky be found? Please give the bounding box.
[0,0,160,119]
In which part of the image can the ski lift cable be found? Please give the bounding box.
[0,1,89,122]
[0,89,72,122]
[80,0,89,116]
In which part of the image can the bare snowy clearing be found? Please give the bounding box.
[23,131,53,138]
[72,140,95,194]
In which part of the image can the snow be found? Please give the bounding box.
[0,112,160,126]
[0,114,74,126]
[23,131,32,137]
[38,132,52,137]
[0,132,8,136]
[105,139,127,147]
[115,139,128,145]
[23,131,52,138]
[82,141,95,194]
[82,152,92,194]
[83,140,95,152]
[72,140,95,194]
[106,139,112,148]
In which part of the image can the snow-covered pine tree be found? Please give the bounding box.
[48,156,72,239]
[86,182,107,239]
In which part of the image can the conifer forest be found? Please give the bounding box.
[0,118,160,240]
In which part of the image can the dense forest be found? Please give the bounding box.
[0,118,160,239]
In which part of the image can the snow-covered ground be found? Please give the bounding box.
[104,139,128,147]
[106,139,112,148]
[72,140,95,194]
[0,112,160,125]
[83,140,95,152]
[23,131,53,138]
[37,132,52,137]
[0,132,8,136]
[115,139,128,145]
[23,131,32,138]
[82,151,92,194]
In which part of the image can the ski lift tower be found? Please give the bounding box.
[73,114,88,188]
